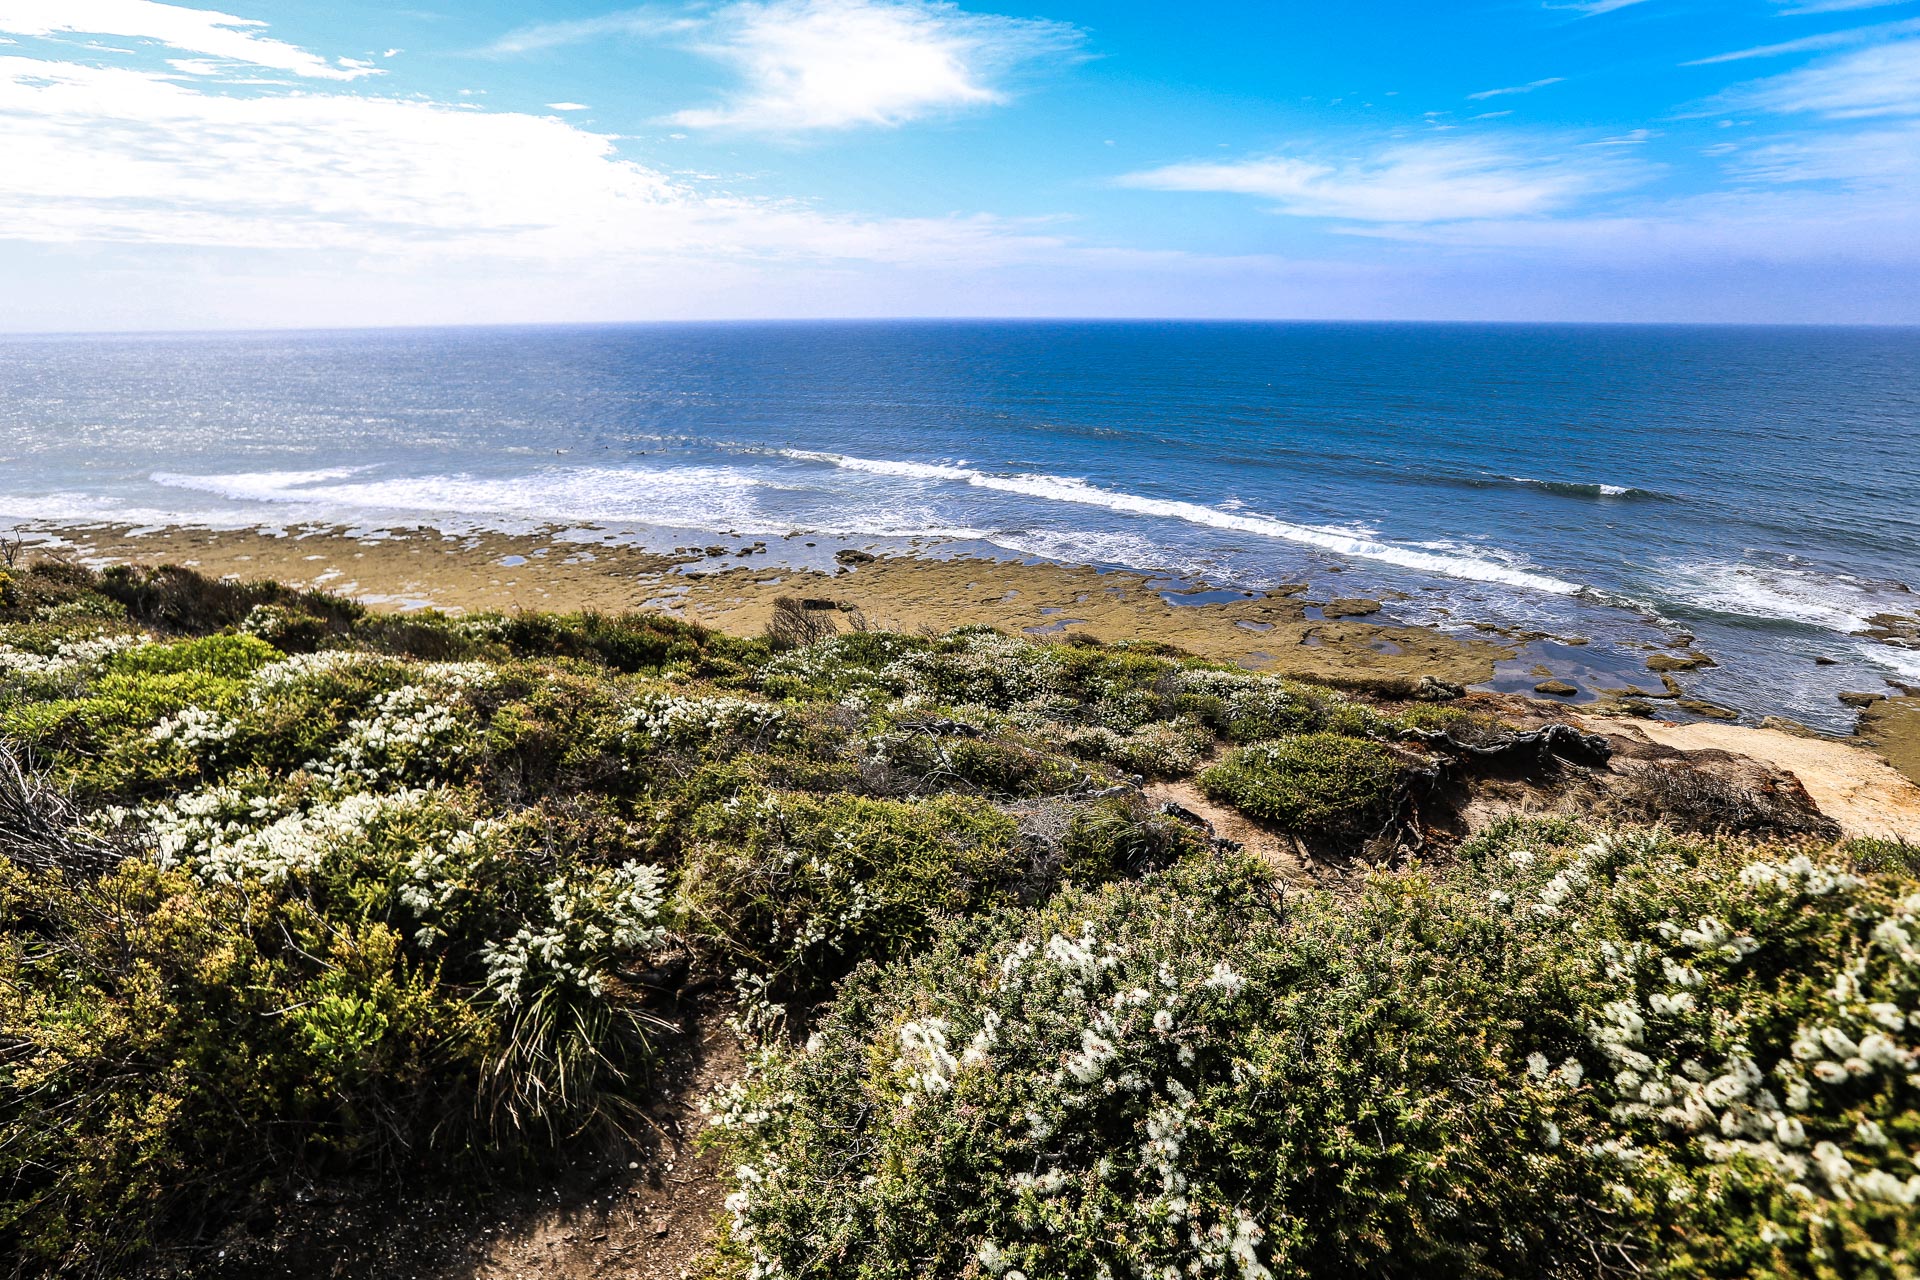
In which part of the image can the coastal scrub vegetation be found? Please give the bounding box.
[0,558,1912,1278]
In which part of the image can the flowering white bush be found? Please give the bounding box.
[310,683,469,787]
[621,690,786,753]
[481,861,670,1004]
[0,632,142,680]
[708,825,1920,1280]
[249,648,383,693]
[141,784,445,886]
[707,880,1286,1280]
[149,705,238,752]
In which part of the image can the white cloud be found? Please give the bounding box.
[0,0,376,79]
[493,0,1080,132]
[484,9,698,56]
[1719,38,1920,117]
[1732,121,1920,185]
[1344,184,1920,267]
[1117,138,1641,223]
[1544,0,1652,15]
[1775,0,1913,13]
[546,101,591,111]
[673,0,1078,131]
[1467,76,1563,100]
[1685,16,1920,65]
[0,51,1123,275]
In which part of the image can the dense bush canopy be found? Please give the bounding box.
[708,823,1920,1280]
[0,559,1912,1277]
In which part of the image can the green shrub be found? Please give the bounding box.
[108,632,283,679]
[706,826,1920,1280]
[1198,733,1409,839]
[96,563,360,636]
[866,720,1105,796]
[1844,836,1920,876]
[676,791,1028,1001]
[239,601,333,651]
[704,856,1612,1280]
[0,780,680,1271]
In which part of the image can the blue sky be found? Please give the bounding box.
[1,0,1916,329]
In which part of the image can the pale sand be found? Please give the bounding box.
[1614,719,1920,843]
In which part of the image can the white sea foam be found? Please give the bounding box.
[139,464,992,543]
[990,527,1209,576]
[1664,559,1916,634]
[149,467,369,500]
[1505,475,1646,499]
[1860,643,1920,684]
[780,449,1583,595]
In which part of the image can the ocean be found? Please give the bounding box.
[2,320,1916,731]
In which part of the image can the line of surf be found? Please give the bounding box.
[779,449,1584,595]
[1504,475,1660,500]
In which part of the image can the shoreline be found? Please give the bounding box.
[18,517,1920,793]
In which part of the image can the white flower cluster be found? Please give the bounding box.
[1583,854,1920,1207]
[481,861,669,1004]
[877,919,1271,1279]
[877,631,1064,705]
[621,691,785,751]
[145,785,437,886]
[312,684,465,786]
[0,632,142,680]
[249,648,380,693]
[150,705,238,751]
[756,632,905,698]
[416,660,501,692]
[1740,853,1866,898]
[397,822,503,945]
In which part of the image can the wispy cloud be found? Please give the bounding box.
[1732,122,1920,185]
[1774,0,1914,13]
[1543,0,1652,16]
[1685,16,1920,65]
[546,101,591,111]
[1718,38,1920,118]
[1117,137,1642,223]
[483,10,699,57]
[490,0,1081,133]
[0,0,377,80]
[1467,76,1564,101]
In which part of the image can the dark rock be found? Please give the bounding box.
[834,549,877,566]
[1839,691,1886,708]
[1533,679,1578,696]
[1647,651,1713,673]
[1413,675,1464,701]
[1679,699,1739,721]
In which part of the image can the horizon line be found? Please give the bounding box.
[6,315,1920,341]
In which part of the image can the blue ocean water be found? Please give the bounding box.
[2,321,1916,730]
